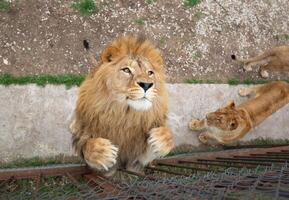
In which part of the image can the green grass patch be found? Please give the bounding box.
[167,144,223,157]
[184,0,201,8]
[72,0,97,16]
[228,79,269,85]
[0,73,85,88]
[243,138,289,146]
[186,79,204,84]
[134,18,145,26]
[146,0,157,4]
[274,34,289,41]
[3,176,82,199]
[0,0,10,11]
[191,51,202,60]
[0,156,83,169]
[194,11,206,19]
[159,36,166,47]
[185,79,221,84]
[223,138,289,149]
[167,138,289,157]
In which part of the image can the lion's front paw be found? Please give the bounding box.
[84,138,118,171]
[148,127,175,158]
[189,119,204,131]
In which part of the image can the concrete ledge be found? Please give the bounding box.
[1,84,288,162]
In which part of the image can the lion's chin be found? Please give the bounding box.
[127,98,152,111]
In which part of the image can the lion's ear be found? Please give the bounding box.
[101,47,119,62]
[226,101,236,109]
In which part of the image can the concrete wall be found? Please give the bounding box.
[0,84,288,162]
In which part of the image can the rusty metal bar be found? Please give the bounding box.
[224,144,289,149]
[66,173,81,185]
[146,166,191,176]
[118,169,157,181]
[197,159,272,166]
[216,157,287,163]
[266,152,289,155]
[118,169,147,178]
[156,162,222,172]
[0,164,90,181]
[83,174,122,199]
[252,153,289,157]
[33,174,41,200]
[234,155,289,160]
[66,172,90,192]
[0,178,10,188]
[83,174,117,191]
[178,160,255,168]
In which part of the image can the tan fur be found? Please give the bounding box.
[189,81,289,144]
[70,36,174,175]
[232,46,289,78]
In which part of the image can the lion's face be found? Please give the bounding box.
[205,102,246,133]
[105,57,160,110]
[91,36,165,111]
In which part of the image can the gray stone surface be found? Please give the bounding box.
[0,84,288,162]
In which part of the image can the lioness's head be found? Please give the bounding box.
[89,36,166,111]
[205,102,249,135]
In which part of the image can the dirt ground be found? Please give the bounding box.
[0,0,288,82]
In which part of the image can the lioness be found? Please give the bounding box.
[189,81,289,144]
[70,36,174,176]
[231,45,289,78]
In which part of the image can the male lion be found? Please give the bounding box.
[70,36,175,175]
[189,81,289,144]
[231,45,289,78]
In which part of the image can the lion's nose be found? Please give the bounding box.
[137,82,153,92]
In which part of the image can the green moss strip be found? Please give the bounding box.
[0,74,85,88]
[0,156,83,169]
[0,0,10,11]
[167,138,289,156]
[1,74,288,87]
[227,79,269,85]
[186,79,289,85]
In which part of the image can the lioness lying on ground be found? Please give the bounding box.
[189,81,289,144]
[231,46,289,78]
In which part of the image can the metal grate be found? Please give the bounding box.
[1,145,289,200]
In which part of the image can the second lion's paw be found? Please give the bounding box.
[148,127,174,158]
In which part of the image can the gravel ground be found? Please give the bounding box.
[0,0,288,82]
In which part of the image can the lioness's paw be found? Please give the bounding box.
[260,70,269,78]
[238,88,250,97]
[189,119,204,130]
[84,138,118,171]
[148,127,174,158]
[198,133,209,144]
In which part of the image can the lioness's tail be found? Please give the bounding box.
[231,50,272,65]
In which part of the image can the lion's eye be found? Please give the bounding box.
[121,68,131,74]
[148,71,154,76]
